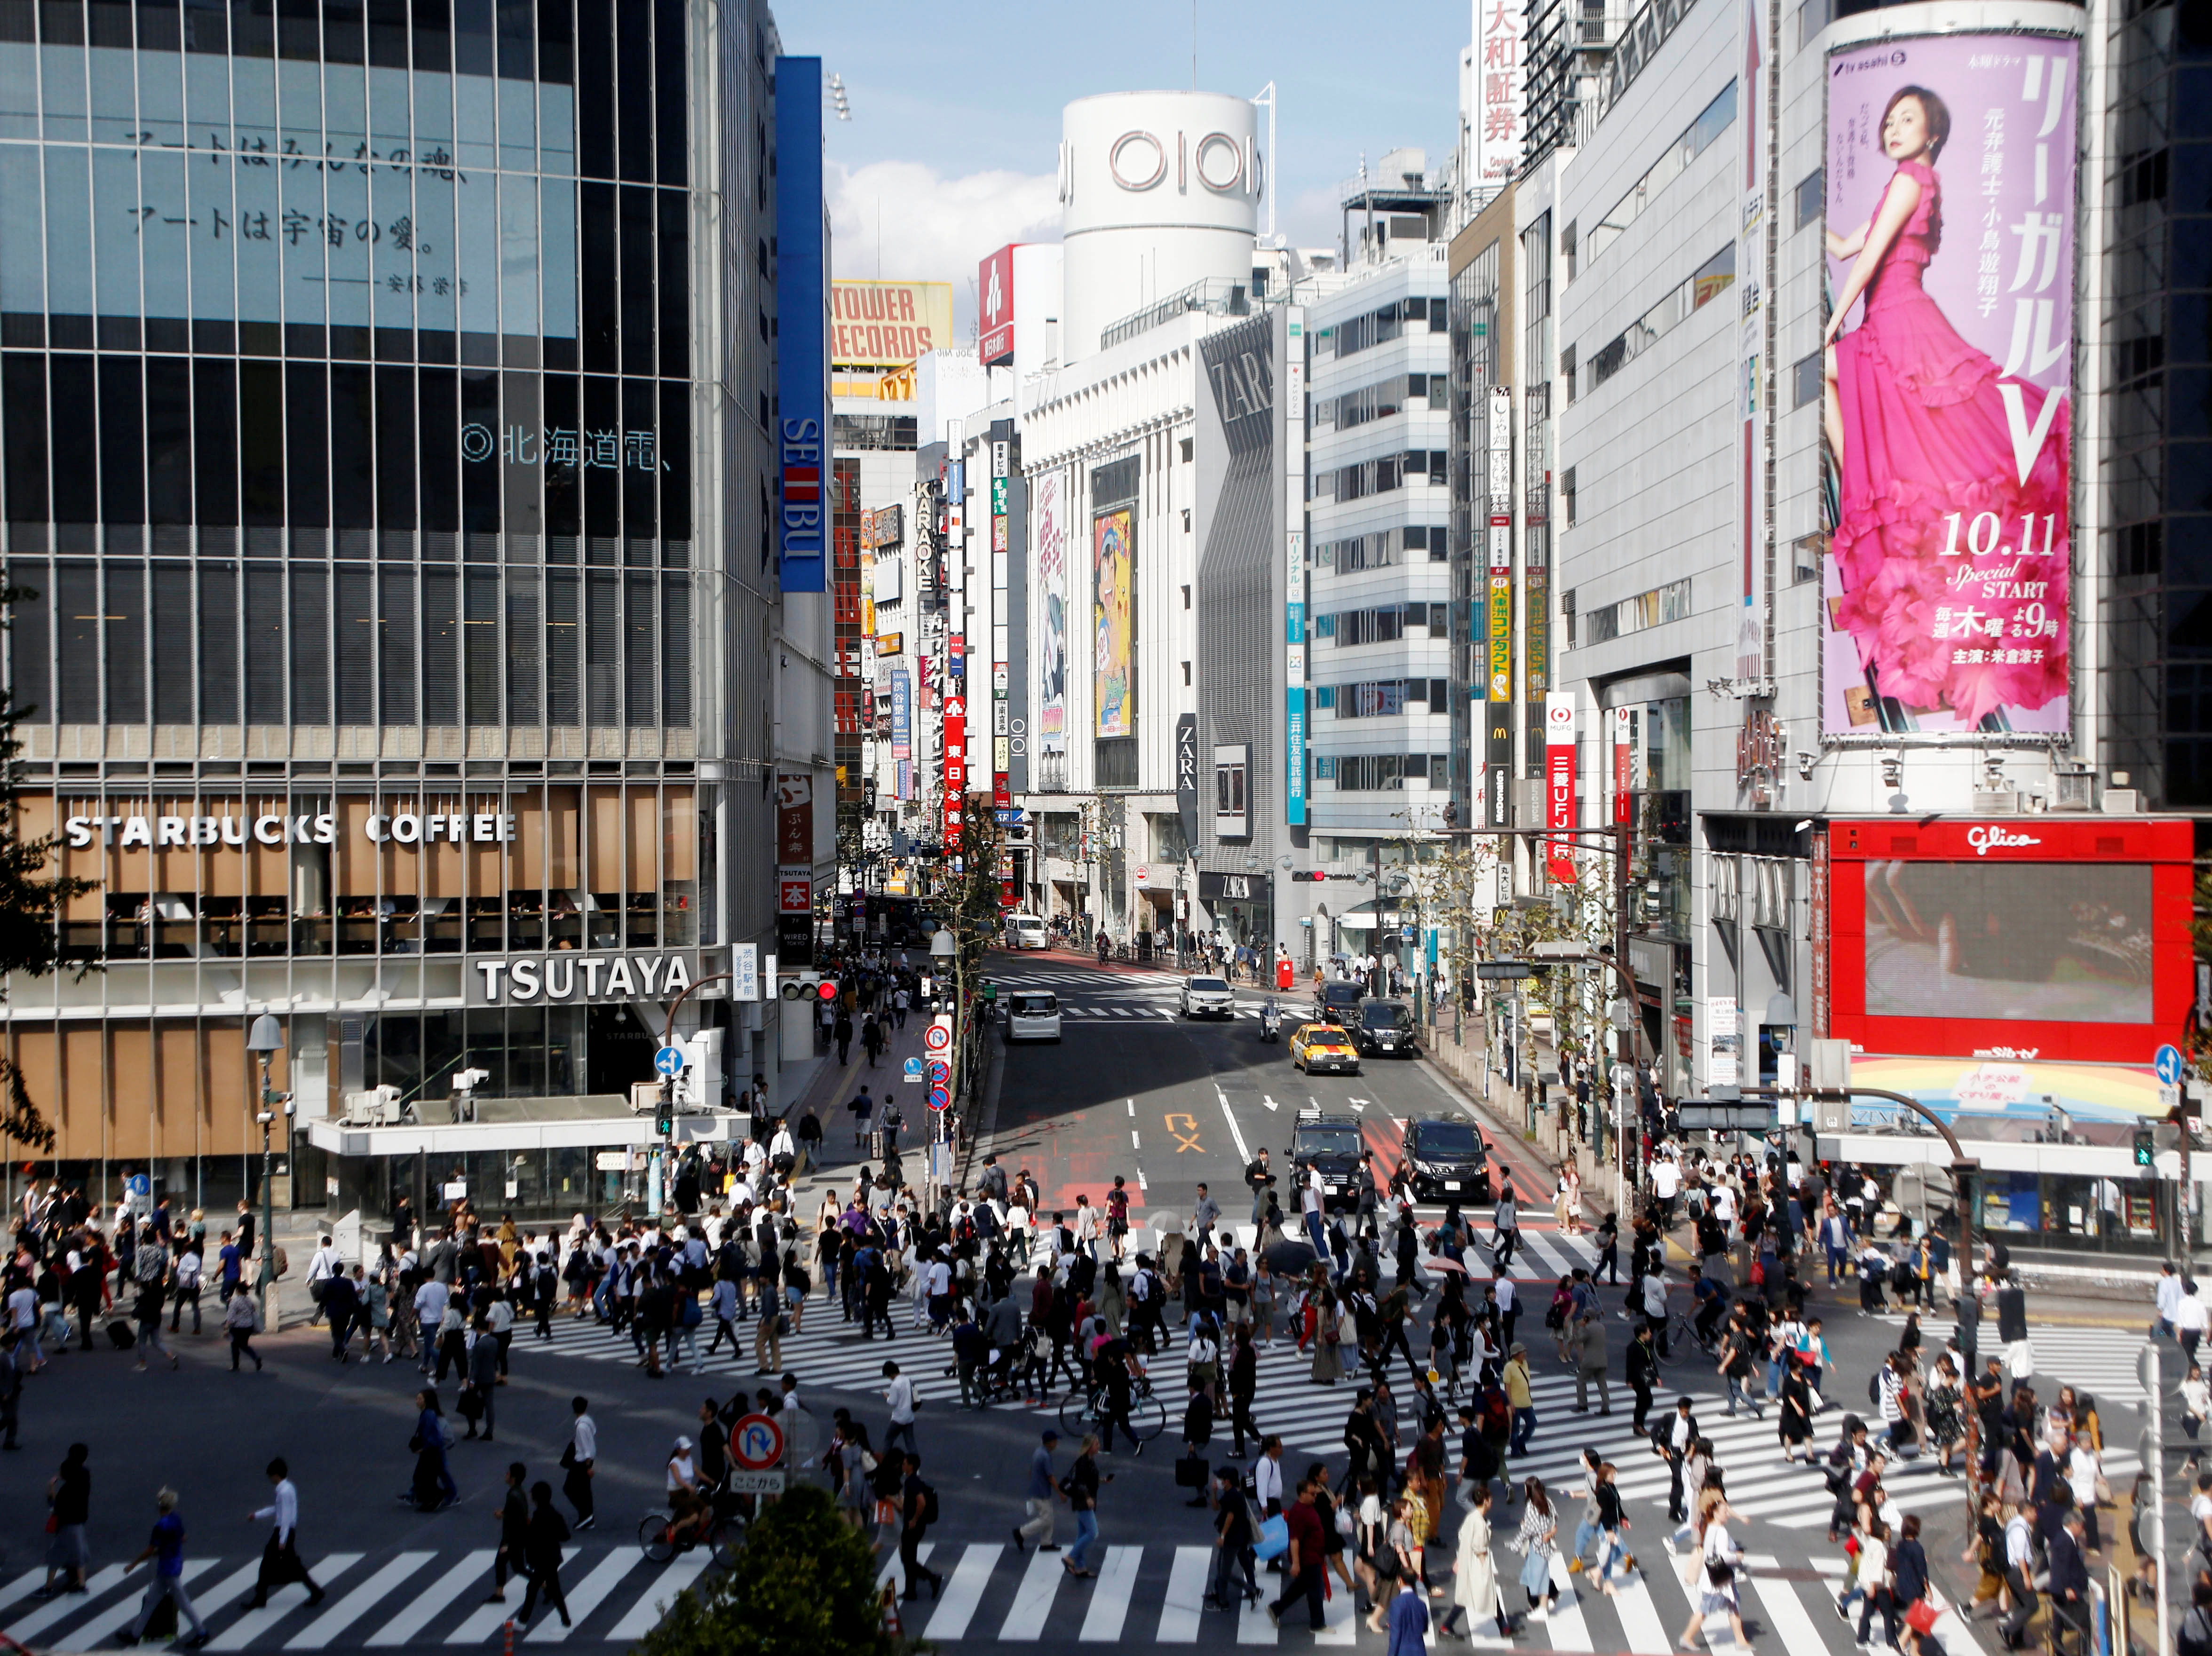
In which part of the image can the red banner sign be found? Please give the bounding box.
[1545,694,1576,883]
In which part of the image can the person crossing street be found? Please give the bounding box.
[239,1457,324,1611]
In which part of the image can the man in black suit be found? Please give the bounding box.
[2046,1511,2092,1656]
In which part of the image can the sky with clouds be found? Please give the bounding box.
[789,0,1471,338]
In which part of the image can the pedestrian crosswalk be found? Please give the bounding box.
[1866,1315,2154,1409]
[0,1537,1961,1653]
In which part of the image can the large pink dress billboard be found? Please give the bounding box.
[1821,34,2076,737]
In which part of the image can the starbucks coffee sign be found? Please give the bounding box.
[63,810,521,849]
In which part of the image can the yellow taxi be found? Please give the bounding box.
[1289,1022,1362,1076]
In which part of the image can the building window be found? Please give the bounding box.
[1582,245,1736,395]
[1795,167,1825,231]
[1563,465,1578,527]
[1792,351,1824,410]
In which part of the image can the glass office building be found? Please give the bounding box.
[0,0,794,1216]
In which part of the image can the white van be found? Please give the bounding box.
[1004,913,1050,950]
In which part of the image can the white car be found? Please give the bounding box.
[1004,913,1050,950]
[1179,975,1236,1018]
[1005,991,1062,1043]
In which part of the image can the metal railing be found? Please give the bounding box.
[1099,278,1252,352]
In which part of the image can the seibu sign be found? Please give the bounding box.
[65,810,518,849]
[472,953,695,1006]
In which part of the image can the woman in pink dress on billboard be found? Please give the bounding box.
[1822,85,2069,730]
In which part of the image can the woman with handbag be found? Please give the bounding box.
[1684,1491,1747,1649]
[1924,1355,1967,1476]
[1355,1475,1393,1626]
[1892,1513,1932,1642]
[1436,1482,1510,1639]
[1510,1477,1568,1623]
[406,1389,458,1511]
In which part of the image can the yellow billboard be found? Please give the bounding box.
[830,280,954,368]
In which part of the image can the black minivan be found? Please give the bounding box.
[1400,1115,1491,1203]
[1313,979,1364,1025]
[1353,998,1418,1058]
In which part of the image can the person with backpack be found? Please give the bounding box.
[899,1452,944,1601]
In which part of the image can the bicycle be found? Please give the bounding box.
[1057,1378,1166,1447]
[1658,1310,1722,1365]
[637,1503,745,1569]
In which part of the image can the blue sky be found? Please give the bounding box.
[785,0,1470,330]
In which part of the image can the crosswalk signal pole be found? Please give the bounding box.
[2139,1344,2168,1656]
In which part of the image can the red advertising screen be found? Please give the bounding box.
[1826,817,2193,1063]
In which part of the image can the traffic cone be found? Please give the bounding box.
[880,1585,902,1636]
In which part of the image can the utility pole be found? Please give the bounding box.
[244,1013,289,1331]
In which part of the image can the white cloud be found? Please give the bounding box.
[827,159,1061,337]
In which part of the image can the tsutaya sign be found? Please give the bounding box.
[64,810,519,849]
[472,953,695,1005]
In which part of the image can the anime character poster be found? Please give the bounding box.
[1093,507,1134,739]
[1036,470,1069,753]
[1820,34,2076,737]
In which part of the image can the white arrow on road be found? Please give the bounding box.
[1261,1095,1280,1112]
[1348,1097,1371,1111]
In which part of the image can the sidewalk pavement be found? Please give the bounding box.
[779,1002,936,1213]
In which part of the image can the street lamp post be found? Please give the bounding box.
[245,1012,287,1331]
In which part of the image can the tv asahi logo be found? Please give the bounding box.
[1966,824,2041,856]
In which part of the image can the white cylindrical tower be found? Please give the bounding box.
[1059,90,1261,362]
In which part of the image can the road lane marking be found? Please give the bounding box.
[604,1553,713,1640]
[1127,1099,1135,1116]
[996,1545,1065,1639]
[1156,1547,1211,1642]
[524,1547,639,1642]
[443,1548,579,1643]
[206,1554,363,1650]
[1165,1113,1203,1152]
[1217,1094,1251,1163]
[4,1563,134,1641]
[291,1552,438,1647]
[365,1552,497,1646]
[923,1542,1002,1640]
[64,1559,220,1648]
[1261,1095,1279,1112]
[1077,1546,1143,1641]
[1132,1130,1142,1149]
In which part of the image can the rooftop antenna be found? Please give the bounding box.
[828,72,851,121]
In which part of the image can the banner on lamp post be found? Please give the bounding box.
[1545,693,1577,884]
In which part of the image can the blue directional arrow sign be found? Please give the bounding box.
[653,1046,686,1079]
[902,1057,924,1086]
[2157,1044,2186,1086]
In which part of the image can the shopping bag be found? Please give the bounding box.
[1905,1599,1941,1637]
[1175,1453,1207,1489]
[1255,1515,1291,1561]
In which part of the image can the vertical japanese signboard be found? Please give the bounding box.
[1475,0,1526,192]
[1485,389,1514,828]
[991,438,1012,812]
[1284,307,1308,826]
[1737,0,1768,685]
[772,57,827,594]
[1820,34,2076,737]
[1544,692,1577,883]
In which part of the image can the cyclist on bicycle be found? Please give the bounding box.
[1096,928,1111,964]
[1088,1328,1146,1455]
[1689,1266,1727,1349]
[665,1434,714,1550]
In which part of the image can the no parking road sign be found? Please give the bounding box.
[730,1412,784,1471]
[929,1087,951,1111]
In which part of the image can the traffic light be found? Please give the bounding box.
[654,1086,674,1137]
[2133,1125,2156,1167]
[817,979,840,1005]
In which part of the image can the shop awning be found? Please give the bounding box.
[307,1108,743,1158]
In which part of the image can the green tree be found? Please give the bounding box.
[634,1484,907,1656]
[0,580,95,1158]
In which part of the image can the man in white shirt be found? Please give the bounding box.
[2158,1261,2187,1340]
[883,1359,919,1460]
[1252,1435,1285,1517]
[565,1397,597,1529]
[1300,1171,1329,1262]
[304,1237,342,1326]
[1649,1156,1682,1229]
[2177,1281,2209,1368]
[241,1457,324,1610]
[412,1277,450,1376]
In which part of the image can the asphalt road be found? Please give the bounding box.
[0,953,2182,1656]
